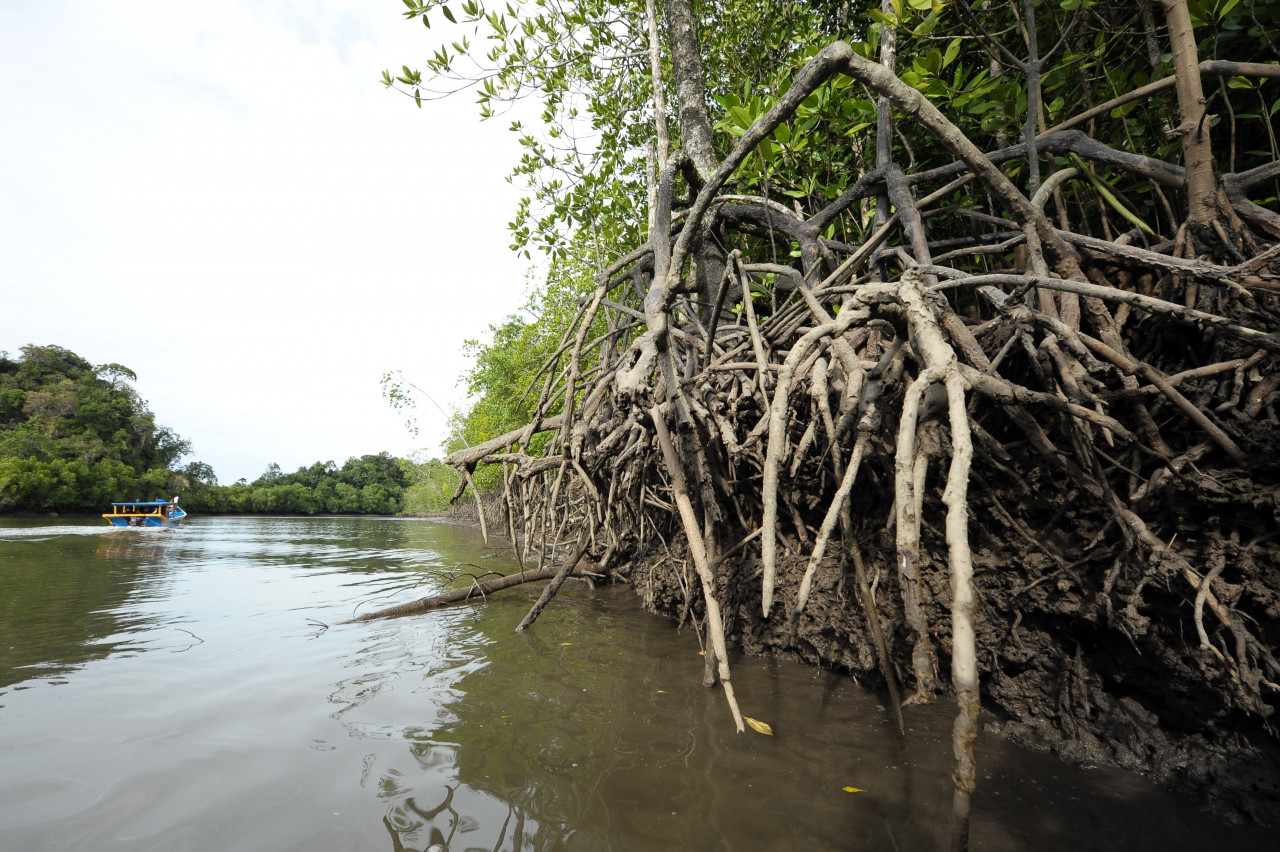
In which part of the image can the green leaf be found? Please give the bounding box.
[443,5,457,23]
[1069,153,1154,235]
[914,11,939,35]
[943,37,962,68]
[774,123,792,144]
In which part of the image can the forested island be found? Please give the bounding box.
[373,0,1280,839]
[0,345,426,515]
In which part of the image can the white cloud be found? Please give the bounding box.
[1,0,538,483]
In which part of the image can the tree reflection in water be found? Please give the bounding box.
[383,785,457,851]
[383,784,538,852]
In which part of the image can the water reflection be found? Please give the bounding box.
[382,786,484,852]
[0,524,174,687]
[0,517,1271,851]
[329,575,924,850]
[339,568,1274,851]
[96,529,177,560]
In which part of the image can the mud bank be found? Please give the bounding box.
[612,470,1280,827]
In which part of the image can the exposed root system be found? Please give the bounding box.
[417,42,1280,830]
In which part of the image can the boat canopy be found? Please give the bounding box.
[109,500,175,506]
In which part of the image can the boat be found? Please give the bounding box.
[103,497,187,528]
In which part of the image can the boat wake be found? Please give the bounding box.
[0,526,165,540]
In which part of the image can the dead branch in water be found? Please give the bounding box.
[345,563,600,622]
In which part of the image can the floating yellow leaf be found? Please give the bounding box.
[657,690,666,694]
[744,717,773,735]
[697,650,705,656]
[559,642,573,646]
[842,786,866,794]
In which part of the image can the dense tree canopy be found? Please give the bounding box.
[0,345,192,512]
[146,453,415,516]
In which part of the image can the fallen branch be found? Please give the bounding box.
[344,565,597,622]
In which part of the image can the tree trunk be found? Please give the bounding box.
[666,0,718,181]
[1160,0,1230,236]
[645,0,670,238]
[645,0,670,171]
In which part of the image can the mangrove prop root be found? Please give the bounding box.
[415,38,1280,831]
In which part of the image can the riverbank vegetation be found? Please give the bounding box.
[0,345,192,512]
[386,0,1280,835]
[0,345,415,516]
[178,453,413,515]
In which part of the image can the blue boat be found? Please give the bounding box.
[103,498,187,528]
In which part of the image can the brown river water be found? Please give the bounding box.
[0,516,1270,851]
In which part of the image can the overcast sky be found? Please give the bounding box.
[0,0,536,483]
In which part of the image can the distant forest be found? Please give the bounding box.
[0,345,423,515]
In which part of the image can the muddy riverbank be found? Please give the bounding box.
[609,475,1280,828]
[422,486,1280,827]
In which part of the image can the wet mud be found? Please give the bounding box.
[613,467,1280,826]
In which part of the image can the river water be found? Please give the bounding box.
[0,516,1269,851]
